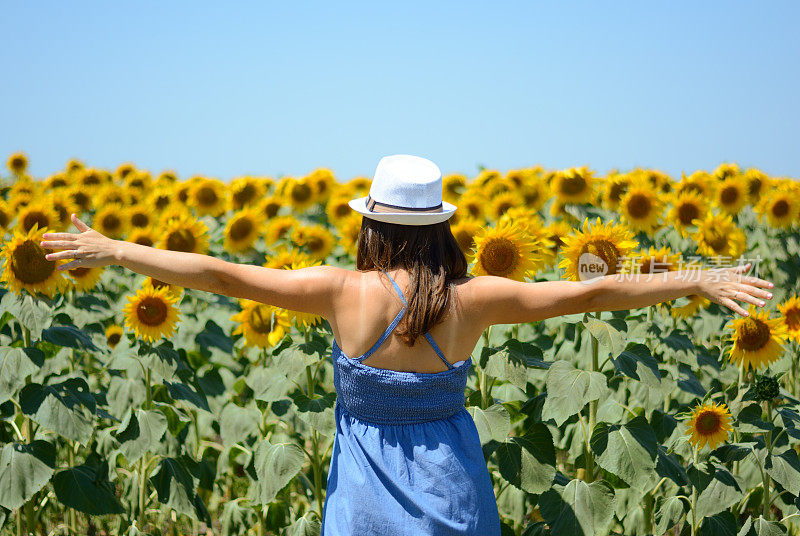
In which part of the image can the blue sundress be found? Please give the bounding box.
[321,270,501,535]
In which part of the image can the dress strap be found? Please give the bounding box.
[382,270,454,370]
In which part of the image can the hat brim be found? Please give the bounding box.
[348,196,457,225]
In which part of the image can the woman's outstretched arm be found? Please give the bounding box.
[471,263,774,327]
[40,214,344,318]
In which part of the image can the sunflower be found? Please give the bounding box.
[743,168,770,203]
[754,187,799,228]
[519,178,550,212]
[146,276,183,300]
[155,170,179,186]
[618,181,664,234]
[306,168,336,204]
[345,176,372,197]
[668,191,709,237]
[482,177,515,198]
[292,225,336,261]
[336,216,362,258]
[550,166,596,205]
[46,192,79,231]
[231,299,291,349]
[601,172,631,212]
[123,283,181,342]
[158,212,209,254]
[105,324,124,349]
[147,186,175,213]
[475,169,502,189]
[65,185,93,213]
[442,174,467,204]
[282,176,317,213]
[229,176,265,210]
[458,190,487,222]
[90,204,128,239]
[623,246,681,275]
[726,305,788,371]
[283,258,325,329]
[542,220,574,267]
[264,215,298,245]
[712,162,740,181]
[449,217,482,258]
[127,227,158,248]
[0,201,11,232]
[778,295,800,343]
[487,190,525,221]
[126,205,153,230]
[669,294,712,319]
[125,170,152,192]
[263,244,309,270]
[470,219,542,281]
[713,174,749,215]
[9,178,39,199]
[676,171,714,198]
[692,212,747,261]
[684,401,733,451]
[558,217,638,282]
[66,265,105,292]
[259,195,285,220]
[325,193,354,228]
[188,177,229,217]
[115,163,137,181]
[224,207,264,254]
[93,183,127,207]
[1,224,67,297]
[7,152,28,175]
[16,201,60,234]
[78,168,107,192]
[64,158,85,175]
[45,173,69,190]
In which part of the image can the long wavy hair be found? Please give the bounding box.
[355,217,469,346]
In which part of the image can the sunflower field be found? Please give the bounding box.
[2,152,800,536]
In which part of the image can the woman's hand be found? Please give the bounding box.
[696,262,774,317]
[40,213,119,271]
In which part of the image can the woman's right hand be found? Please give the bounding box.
[696,262,774,317]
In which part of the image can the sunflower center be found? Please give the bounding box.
[263,202,280,219]
[720,186,740,206]
[11,241,56,284]
[560,176,587,196]
[640,257,671,274]
[23,211,50,233]
[107,332,121,346]
[198,187,219,207]
[677,203,700,226]
[155,195,171,210]
[609,183,628,202]
[230,218,254,241]
[166,229,197,252]
[455,229,474,253]
[696,411,721,434]
[785,309,800,331]
[579,240,620,276]
[136,297,168,326]
[102,213,121,231]
[10,157,26,173]
[0,210,9,228]
[467,203,482,218]
[131,213,149,228]
[480,237,518,276]
[291,183,313,203]
[69,267,91,278]
[135,235,154,247]
[682,183,704,195]
[234,184,256,206]
[738,317,771,351]
[705,228,729,253]
[306,236,324,252]
[335,204,350,218]
[495,201,514,216]
[249,305,276,334]
[772,200,790,218]
[626,193,652,219]
[748,179,762,196]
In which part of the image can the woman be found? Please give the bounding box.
[40,154,773,535]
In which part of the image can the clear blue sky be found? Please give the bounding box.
[2,2,798,182]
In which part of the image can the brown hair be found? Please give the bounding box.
[355,217,468,346]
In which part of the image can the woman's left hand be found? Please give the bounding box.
[40,213,119,270]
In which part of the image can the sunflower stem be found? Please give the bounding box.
[763,399,774,520]
[586,311,601,483]
[304,325,325,518]
[690,445,698,536]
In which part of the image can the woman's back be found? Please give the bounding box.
[327,268,487,374]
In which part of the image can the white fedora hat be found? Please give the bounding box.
[348,154,457,225]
